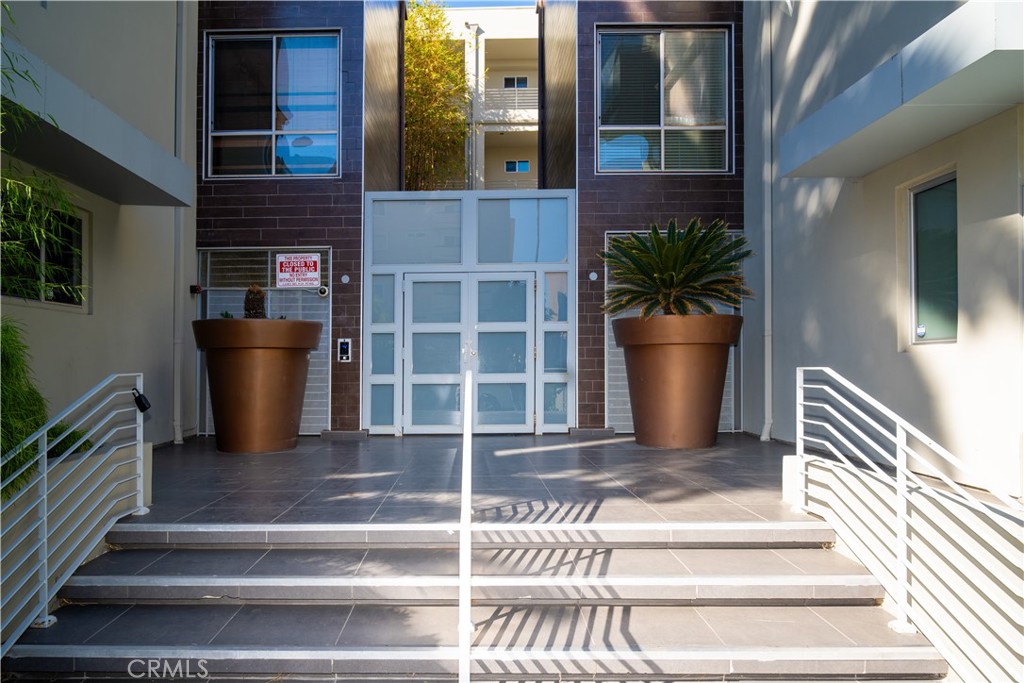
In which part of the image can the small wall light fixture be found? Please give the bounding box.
[132,389,151,413]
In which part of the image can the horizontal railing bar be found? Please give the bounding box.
[0,515,45,564]
[0,438,46,489]
[48,439,136,513]
[48,417,134,475]
[802,386,897,447]
[799,415,893,480]
[0,596,45,658]
[802,415,1019,521]
[1,374,136,463]
[48,494,141,594]
[0,470,43,509]
[48,477,138,565]
[0,476,45,528]
[47,414,132,472]
[801,394,895,461]
[1,544,48,608]
[802,369,972,478]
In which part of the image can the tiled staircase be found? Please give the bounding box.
[2,520,946,681]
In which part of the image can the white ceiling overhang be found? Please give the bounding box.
[780,1,1024,179]
[2,39,192,207]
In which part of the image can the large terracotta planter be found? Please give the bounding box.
[193,319,322,453]
[612,314,742,449]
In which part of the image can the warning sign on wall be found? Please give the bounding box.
[276,253,321,288]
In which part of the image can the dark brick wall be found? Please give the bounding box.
[197,1,366,431]
[575,1,745,428]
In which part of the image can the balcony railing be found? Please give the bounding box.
[483,87,538,111]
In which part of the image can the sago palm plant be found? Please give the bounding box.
[600,217,753,318]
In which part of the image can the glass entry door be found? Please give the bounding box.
[402,273,535,434]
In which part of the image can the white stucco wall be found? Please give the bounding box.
[2,2,198,446]
[745,1,1023,496]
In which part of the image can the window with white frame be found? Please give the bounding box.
[207,33,340,177]
[911,174,958,342]
[597,28,730,173]
[503,76,528,89]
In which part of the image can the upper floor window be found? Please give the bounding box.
[505,160,530,173]
[597,28,731,173]
[503,76,528,89]
[207,33,340,177]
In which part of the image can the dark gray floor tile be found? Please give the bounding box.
[11,605,132,645]
[358,548,458,576]
[137,549,268,576]
[246,548,367,576]
[210,604,352,647]
[336,605,457,647]
[85,605,241,646]
[74,549,171,576]
[272,504,381,523]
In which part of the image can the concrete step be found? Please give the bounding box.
[61,547,882,606]
[4,604,946,680]
[105,520,837,549]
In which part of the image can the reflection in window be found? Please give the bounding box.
[544,273,568,322]
[598,29,729,172]
[373,200,462,265]
[504,160,530,173]
[412,385,461,425]
[479,198,568,263]
[208,33,339,176]
[544,383,568,424]
[1,210,85,306]
[912,176,957,342]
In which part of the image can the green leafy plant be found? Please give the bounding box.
[220,310,234,319]
[1,2,84,305]
[1,319,95,500]
[600,217,753,318]
[404,0,470,190]
[1,318,48,499]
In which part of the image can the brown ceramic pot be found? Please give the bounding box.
[193,319,322,453]
[612,314,742,449]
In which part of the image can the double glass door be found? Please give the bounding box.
[403,273,535,434]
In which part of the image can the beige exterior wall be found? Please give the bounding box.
[2,2,198,446]
[5,1,179,155]
[484,140,538,186]
[745,1,1023,496]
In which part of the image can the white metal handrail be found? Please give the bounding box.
[459,367,474,683]
[797,367,1022,513]
[795,366,1024,641]
[1,373,148,657]
[483,87,538,110]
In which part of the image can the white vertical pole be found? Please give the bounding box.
[135,375,149,515]
[458,367,474,683]
[795,368,808,509]
[889,423,917,633]
[30,434,56,629]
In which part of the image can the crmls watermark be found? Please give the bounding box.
[127,659,209,679]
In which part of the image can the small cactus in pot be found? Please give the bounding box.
[243,284,267,319]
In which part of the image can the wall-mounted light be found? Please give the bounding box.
[132,389,151,413]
